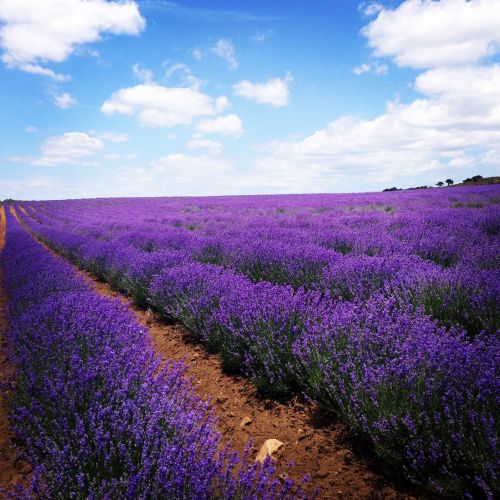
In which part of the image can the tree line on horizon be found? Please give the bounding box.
[383,175,486,192]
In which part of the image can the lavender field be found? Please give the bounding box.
[1,205,307,498]
[2,184,497,498]
[4,0,500,497]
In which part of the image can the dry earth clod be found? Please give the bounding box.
[255,439,284,463]
[239,416,253,428]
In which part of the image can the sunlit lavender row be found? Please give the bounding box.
[1,208,305,498]
[15,185,500,497]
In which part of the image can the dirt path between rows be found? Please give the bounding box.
[0,206,31,491]
[13,206,419,499]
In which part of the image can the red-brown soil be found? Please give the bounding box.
[7,206,421,498]
[0,206,32,491]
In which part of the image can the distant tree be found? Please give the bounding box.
[462,175,484,183]
[436,181,445,187]
[445,179,454,186]
[383,187,399,192]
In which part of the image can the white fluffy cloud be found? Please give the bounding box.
[415,65,500,108]
[233,73,292,107]
[53,92,77,109]
[9,131,131,167]
[195,114,243,137]
[37,132,104,166]
[101,83,218,127]
[20,132,104,166]
[363,0,500,69]
[0,0,145,78]
[215,95,230,113]
[210,38,238,68]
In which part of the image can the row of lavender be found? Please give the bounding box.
[1,208,303,498]
[23,187,499,337]
[15,187,500,497]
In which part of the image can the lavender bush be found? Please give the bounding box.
[149,262,250,349]
[213,284,329,397]
[293,295,499,497]
[124,249,188,307]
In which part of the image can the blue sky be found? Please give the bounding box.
[1,0,499,200]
